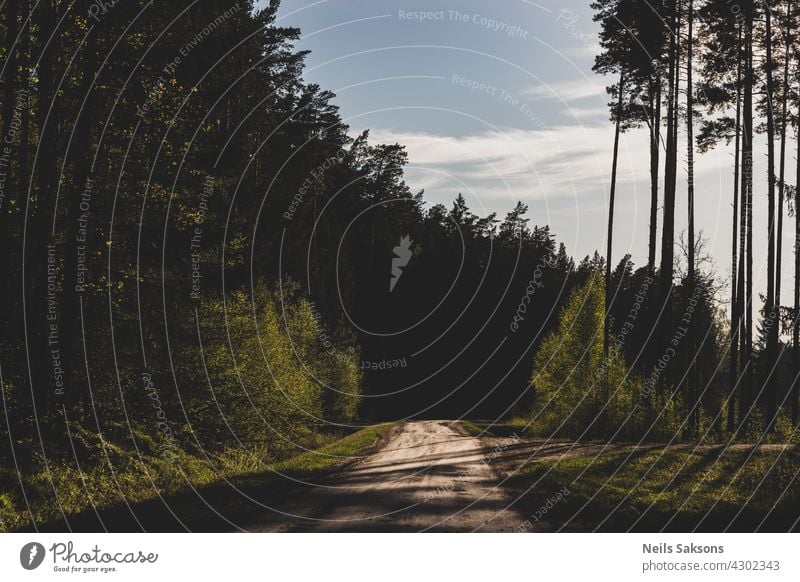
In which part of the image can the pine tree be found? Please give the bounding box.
[686,0,698,432]
[765,0,779,428]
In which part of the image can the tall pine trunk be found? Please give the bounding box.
[687,0,698,433]
[729,24,743,434]
[649,77,662,275]
[795,94,800,424]
[765,3,778,428]
[660,0,681,372]
[605,71,625,362]
[742,0,755,425]
[794,48,800,426]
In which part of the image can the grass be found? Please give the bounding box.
[8,420,795,532]
[456,418,531,438]
[0,422,396,532]
[457,421,488,437]
[457,420,800,531]
[506,444,800,532]
[231,421,395,486]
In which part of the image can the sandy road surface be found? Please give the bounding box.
[246,421,529,532]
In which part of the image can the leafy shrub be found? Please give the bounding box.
[195,281,361,456]
[530,273,680,440]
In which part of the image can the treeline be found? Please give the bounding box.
[0,0,587,522]
[568,0,800,440]
[0,0,598,453]
[3,0,795,531]
[0,0,385,524]
[530,265,724,440]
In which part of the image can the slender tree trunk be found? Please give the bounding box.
[660,0,680,373]
[686,0,697,434]
[766,3,778,429]
[794,50,800,426]
[728,25,743,434]
[795,96,800,425]
[649,77,662,275]
[742,0,755,425]
[605,70,625,363]
[661,0,679,290]
[777,2,793,320]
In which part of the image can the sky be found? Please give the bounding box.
[268,0,793,307]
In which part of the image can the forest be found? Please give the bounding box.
[0,0,798,531]
[590,0,800,440]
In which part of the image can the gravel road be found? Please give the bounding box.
[247,420,529,532]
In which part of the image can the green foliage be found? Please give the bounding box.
[531,274,628,438]
[0,275,366,530]
[529,273,680,440]
[0,422,394,532]
[194,281,361,455]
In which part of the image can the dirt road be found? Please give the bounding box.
[246,421,530,532]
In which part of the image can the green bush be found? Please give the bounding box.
[195,281,361,456]
[529,273,679,440]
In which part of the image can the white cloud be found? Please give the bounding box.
[560,105,610,123]
[562,43,603,60]
[523,78,609,104]
[369,124,649,203]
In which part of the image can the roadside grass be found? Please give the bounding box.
[1,422,395,532]
[228,421,396,489]
[457,421,488,437]
[457,419,529,438]
[507,445,800,532]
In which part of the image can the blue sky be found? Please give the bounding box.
[269,0,789,305]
